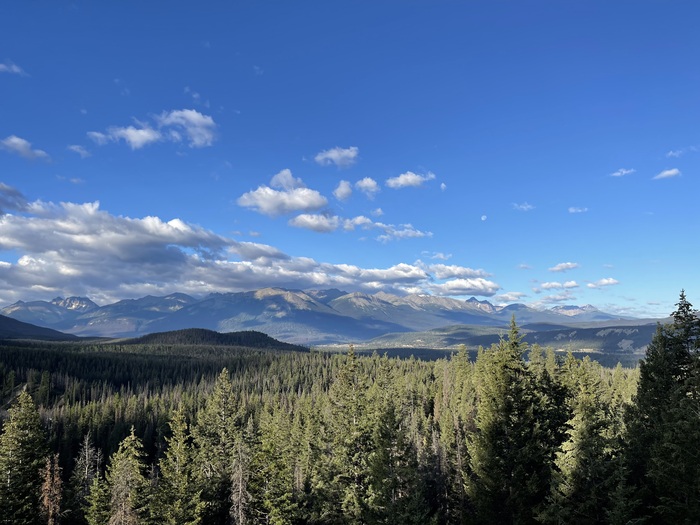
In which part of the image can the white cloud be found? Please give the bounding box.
[271,169,304,191]
[549,261,579,272]
[513,202,535,212]
[314,146,359,168]
[424,263,490,280]
[0,191,504,304]
[610,168,635,177]
[371,208,383,217]
[653,168,681,180]
[375,223,432,243]
[423,251,451,261]
[88,109,217,150]
[440,183,447,191]
[333,180,353,201]
[0,61,26,75]
[541,281,579,290]
[0,135,49,160]
[355,177,380,198]
[666,146,697,158]
[156,109,216,148]
[67,145,91,158]
[386,171,436,189]
[238,186,327,217]
[481,215,487,221]
[289,214,340,233]
[495,291,527,303]
[587,277,619,289]
[568,207,588,213]
[431,278,501,297]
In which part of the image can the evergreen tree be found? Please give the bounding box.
[192,368,242,524]
[67,432,104,525]
[621,291,700,523]
[466,318,561,524]
[84,476,110,525]
[0,390,48,525]
[105,426,149,525]
[152,407,204,525]
[541,357,615,524]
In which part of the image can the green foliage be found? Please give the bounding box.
[0,390,48,525]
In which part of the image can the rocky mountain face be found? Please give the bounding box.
[0,288,633,344]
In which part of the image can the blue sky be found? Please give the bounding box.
[1,1,698,317]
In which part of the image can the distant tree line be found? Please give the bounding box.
[0,292,697,524]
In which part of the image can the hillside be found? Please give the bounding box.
[0,314,80,341]
[124,328,308,352]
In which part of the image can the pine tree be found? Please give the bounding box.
[621,291,700,522]
[0,389,49,525]
[466,318,562,524]
[67,432,104,525]
[105,426,149,525]
[152,407,204,525]
[192,368,242,524]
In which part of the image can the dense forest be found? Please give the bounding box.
[0,293,698,524]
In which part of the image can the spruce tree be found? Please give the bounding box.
[0,390,48,525]
[466,318,561,524]
[152,407,204,525]
[105,426,149,525]
[621,291,700,523]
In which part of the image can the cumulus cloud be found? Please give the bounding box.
[423,251,451,261]
[587,278,619,289]
[568,207,588,213]
[156,109,216,148]
[494,291,527,303]
[286,211,432,242]
[314,146,359,168]
[610,168,635,177]
[333,180,352,201]
[440,183,447,191]
[423,263,490,280]
[513,202,535,212]
[0,61,26,75]
[88,109,217,150]
[1,135,49,160]
[386,171,435,189]
[653,168,681,180]
[431,278,501,297]
[289,214,340,233]
[548,262,579,272]
[541,281,579,290]
[67,145,91,158]
[237,171,327,217]
[355,177,380,198]
[0,191,502,305]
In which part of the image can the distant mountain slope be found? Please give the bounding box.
[0,314,79,341]
[357,322,660,355]
[125,328,308,351]
[1,287,645,344]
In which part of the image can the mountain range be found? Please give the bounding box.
[0,288,659,349]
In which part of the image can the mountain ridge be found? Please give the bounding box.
[0,288,642,345]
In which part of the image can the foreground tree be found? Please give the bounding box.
[466,319,564,524]
[621,291,700,522]
[105,427,149,525]
[0,390,48,525]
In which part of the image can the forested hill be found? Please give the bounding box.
[123,327,308,351]
[0,314,79,341]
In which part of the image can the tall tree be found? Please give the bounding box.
[40,454,63,525]
[152,407,204,525]
[621,291,700,523]
[105,427,149,525]
[0,390,48,525]
[466,318,562,524]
